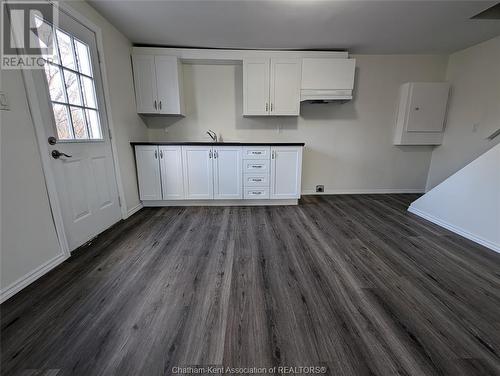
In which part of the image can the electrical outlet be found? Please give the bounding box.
[316,185,324,193]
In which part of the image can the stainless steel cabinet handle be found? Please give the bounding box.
[214,150,218,159]
[252,191,262,195]
[270,103,273,112]
[154,100,157,110]
[265,103,268,112]
[209,150,212,159]
[154,150,158,159]
[159,150,163,159]
[159,101,162,110]
[252,178,262,182]
[271,151,275,159]
[251,165,263,168]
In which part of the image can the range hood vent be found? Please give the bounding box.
[300,58,356,102]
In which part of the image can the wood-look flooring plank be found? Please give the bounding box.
[1,195,499,376]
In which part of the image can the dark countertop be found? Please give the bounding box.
[130,141,305,146]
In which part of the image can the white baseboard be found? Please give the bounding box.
[0,252,68,304]
[143,199,298,207]
[302,188,424,195]
[126,203,143,218]
[408,206,500,254]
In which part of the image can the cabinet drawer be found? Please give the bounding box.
[243,159,270,173]
[244,188,270,199]
[242,146,271,160]
[244,174,269,187]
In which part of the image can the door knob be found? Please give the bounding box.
[51,150,72,159]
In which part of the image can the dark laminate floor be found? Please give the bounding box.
[1,194,500,376]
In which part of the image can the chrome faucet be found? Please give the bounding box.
[206,130,218,142]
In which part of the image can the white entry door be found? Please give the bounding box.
[33,9,121,251]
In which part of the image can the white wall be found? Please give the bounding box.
[410,143,500,252]
[426,36,500,190]
[63,0,148,214]
[1,70,63,298]
[0,1,147,300]
[147,55,448,193]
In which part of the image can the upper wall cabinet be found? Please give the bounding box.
[243,58,302,116]
[393,82,450,145]
[132,55,185,115]
[301,58,356,101]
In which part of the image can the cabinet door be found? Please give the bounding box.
[182,146,214,199]
[132,55,158,114]
[155,56,183,115]
[270,147,303,199]
[270,58,301,116]
[159,146,184,200]
[406,82,450,133]
[243,58,270,116]
[213,146,242,199]
[135,145,162,200]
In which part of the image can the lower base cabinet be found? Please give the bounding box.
[270,146,303,199]
[134,144,303,204]
[182,145,214,199]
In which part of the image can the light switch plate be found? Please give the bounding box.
[0,91,10,111]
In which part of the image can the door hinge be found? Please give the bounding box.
[118,196,122,207]
[97,49,101,64]
[108,128,112,140]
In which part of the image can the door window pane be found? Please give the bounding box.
[52,104,73,139]
[43,24,103,141]
[44,64,65,102]
[56,30,76,70]
[75,39,92,76]
[81,76,97,108]
[86,109,101,139]
[70,107,88,139]
[63,70,82,105]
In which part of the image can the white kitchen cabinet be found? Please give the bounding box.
[159,146,184,200]
[393,82,450,145]
[243,58,301,116]
[270,58,302,115]
[243,59,270,116]
[132,55,157,114]
[182,146,214,199]
[213,146,242,199]
[270,146,303,199]
[134,143,303,205]
[135,145,162,200]
[132,54,184,115]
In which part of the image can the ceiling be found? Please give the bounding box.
[88,1,500,54]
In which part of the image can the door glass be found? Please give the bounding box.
[42,21,103,141]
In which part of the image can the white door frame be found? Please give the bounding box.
[21,2,128,258]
